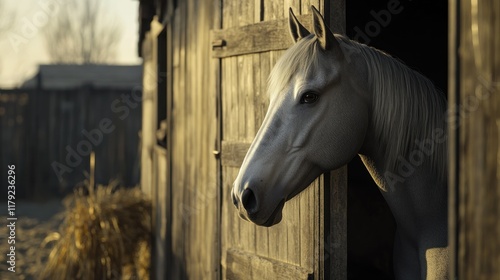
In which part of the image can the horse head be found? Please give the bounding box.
[231,6,369,226]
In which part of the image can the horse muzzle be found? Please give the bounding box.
[231,186,285,227]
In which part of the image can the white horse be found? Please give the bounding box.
[231,6,448,280]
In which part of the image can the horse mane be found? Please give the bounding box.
[269,34,447,182]
[346,38,447,182]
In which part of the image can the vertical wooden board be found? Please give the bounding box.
[285,0,302,16]
[447,0,458,276]
[181,0,220,276]
[222,166,240,245]
[329,168,348,279]
[140,30,156,196]
[257,52,270,129]
[266,209,288,262]
[169,7,186,278]
[220,165,228,276]
[237,0,255,26]
[251,53,263,134]
[285,191,301,265]
[222,0,231,29]
[264,0,284,21]
[454,0,500,279]
[239,55,253,141]
[186,0,196,273]
[245,55,256,138]
[236,55,246,140]
[254,219,270,259]
[202,0,220,276]
[229,56,240,139]
[302,0,312,15]
[315,178,324,280]
[177,9,187,267]
[187,1,199,270]
[300,181,316,270]
[238,206,257,254]
[254,0,263,22]
[222,57,231,137]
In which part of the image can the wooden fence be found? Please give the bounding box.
[0,87,142,199]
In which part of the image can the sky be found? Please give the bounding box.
[0,0,141,88]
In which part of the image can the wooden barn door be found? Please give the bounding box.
[448,0,500,278]
[213,1,346,279]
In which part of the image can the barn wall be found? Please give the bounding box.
[167,0,220,279]
[141,1,348,279]
[140,1,221,278]
[449,0,500,278]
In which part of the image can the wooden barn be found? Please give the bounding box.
[138,0,499,279]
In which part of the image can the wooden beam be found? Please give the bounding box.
[226,248,313,280]
[211,14,313,58]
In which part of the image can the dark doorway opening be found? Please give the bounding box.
[345,1,447,279]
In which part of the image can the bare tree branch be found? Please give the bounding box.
[43,0,122,64]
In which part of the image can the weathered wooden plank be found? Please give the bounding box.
[453,0,500,279]
[327,168,348,279]
[314,178,323,280]
[212,1,223,279]
[229,56,239,138]
[226,248,313,280]
[302,0,321,15]
[237,55,246,140]
[299,181,314,272]
[153,145,167,278]
[211,14,313,58]
[265,0,284,21]
[246,55,257,138]
[140,18,162,197]
[286,190,301,265]
[285,0,302,17]
[257,52,268,126]
[447,0,459,277]
[221,140,251,167]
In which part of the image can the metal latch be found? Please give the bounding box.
[211,39,226,50]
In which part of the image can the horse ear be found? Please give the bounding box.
[310,5,339,51]
[289,8,310,43]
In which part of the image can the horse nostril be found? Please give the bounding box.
[241,188,258,214]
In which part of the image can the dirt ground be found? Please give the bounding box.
[0,199,65,280]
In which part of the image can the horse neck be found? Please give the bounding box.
[352,42,448,189]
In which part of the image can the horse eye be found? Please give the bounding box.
[300,92,319,104]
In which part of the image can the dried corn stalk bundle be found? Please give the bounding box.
[41,183,151,280]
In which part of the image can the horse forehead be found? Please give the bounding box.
[268,46,338,101]
[296,62,337,90]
